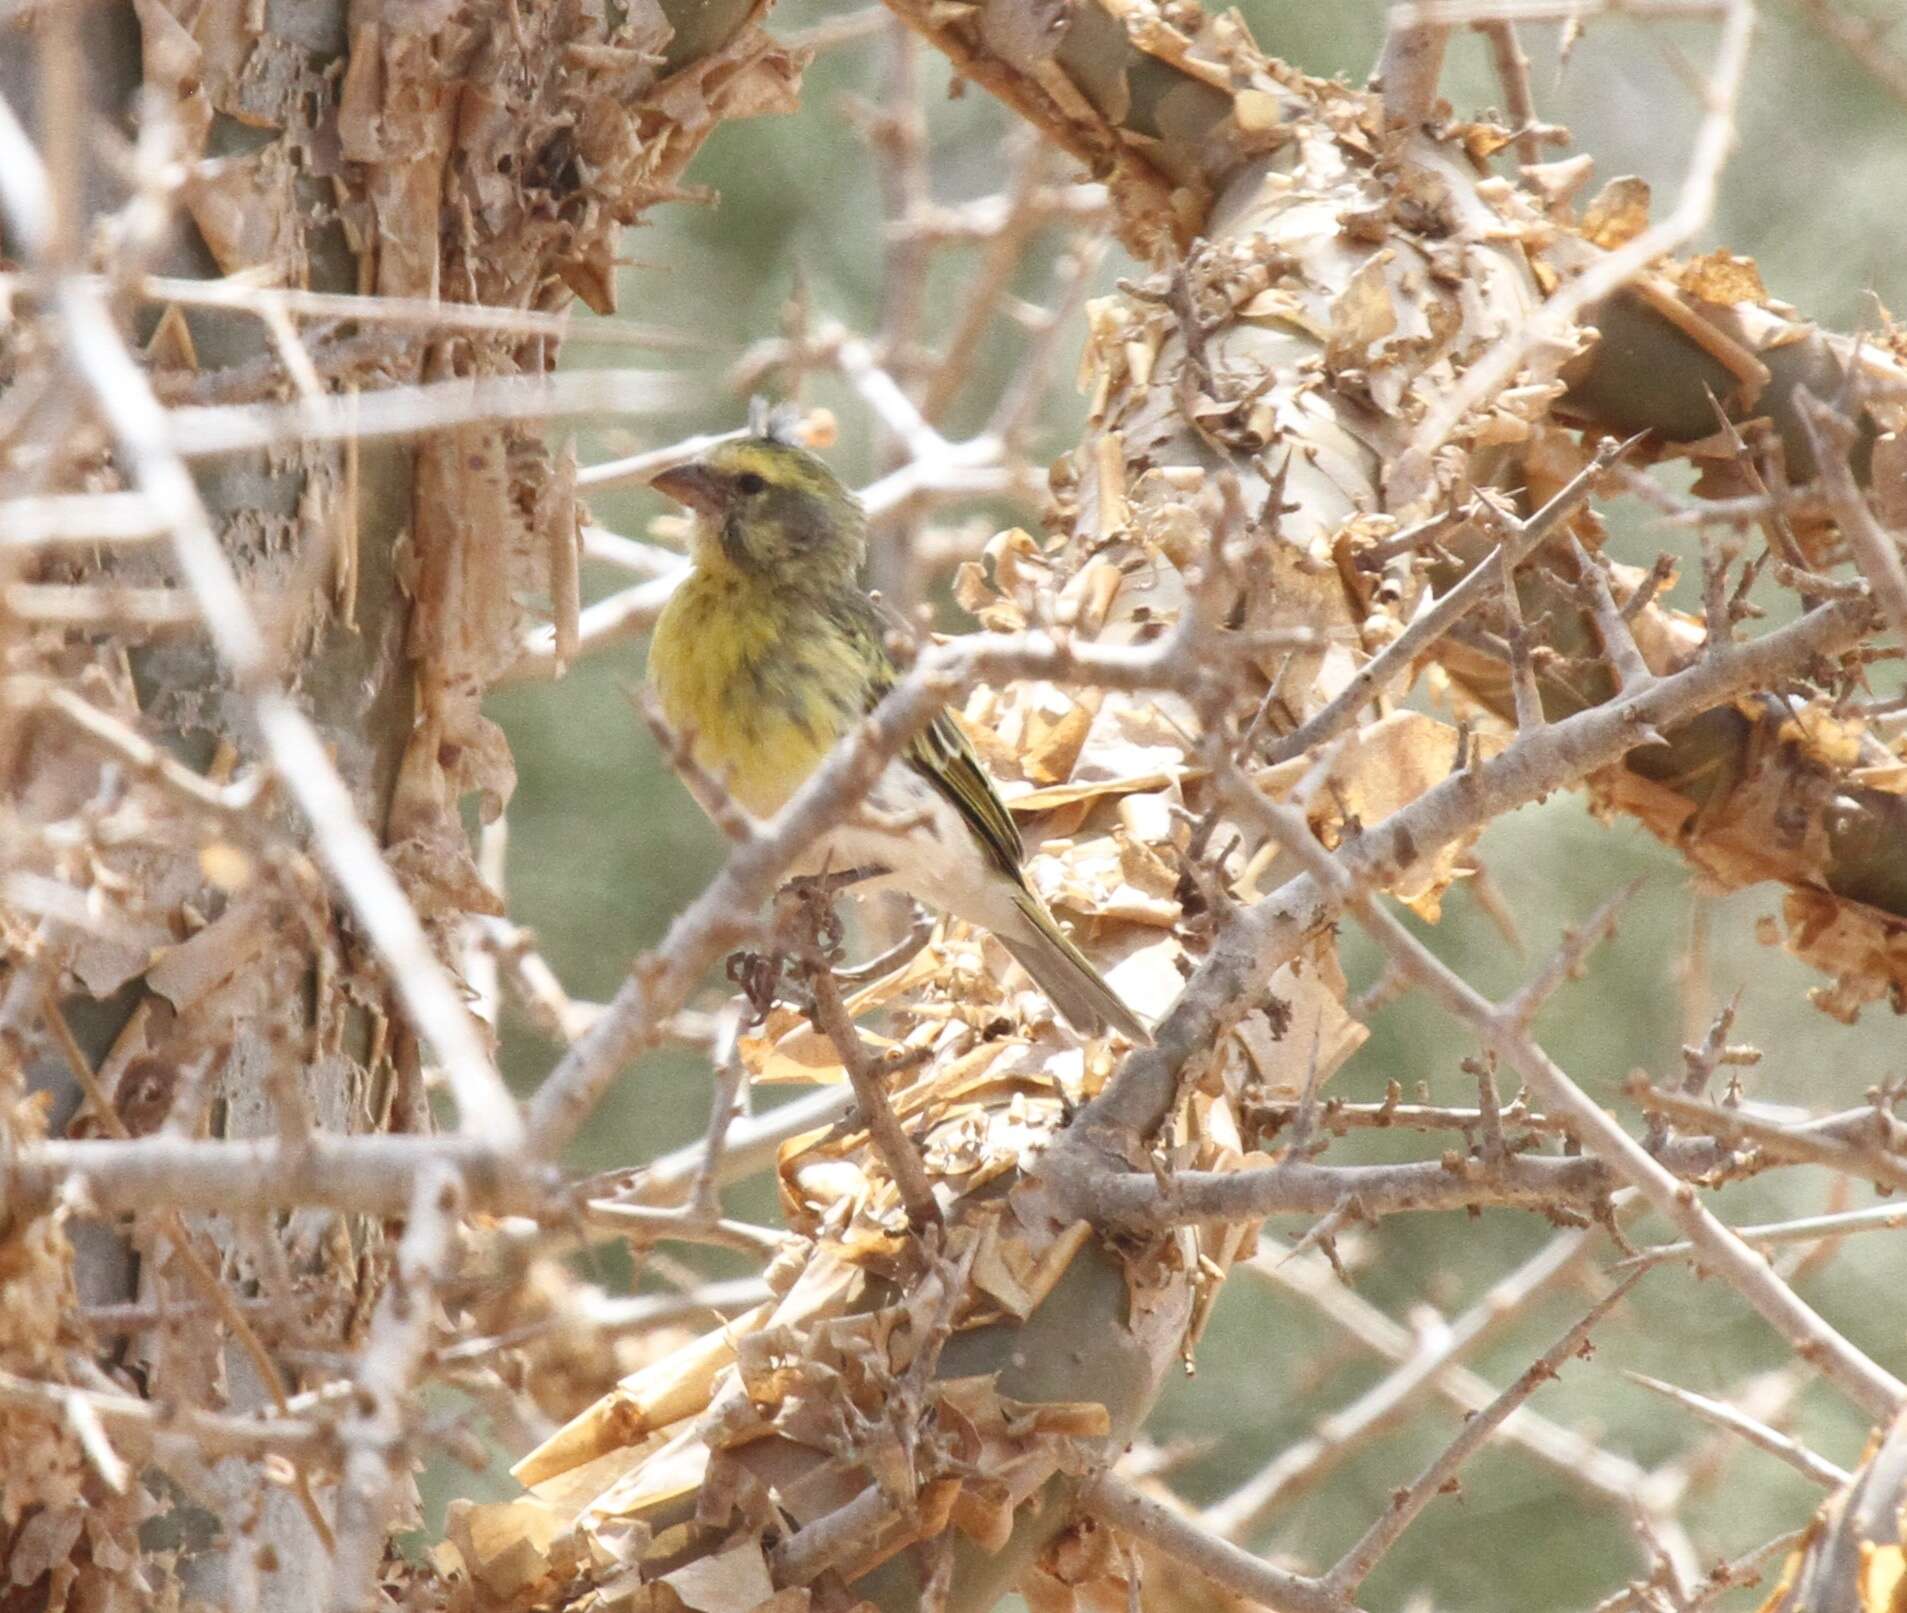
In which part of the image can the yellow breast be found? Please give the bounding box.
[647,571,863,819]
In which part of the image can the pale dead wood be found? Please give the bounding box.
[1624,1371,1853,1488]
[5,7,1907,1609]
[1324,1275,1645,1598]
[0,91,523,1149]
[1217,777,1904,1416]
[332,1163,465,1612]
[1084,1473,1365,1613]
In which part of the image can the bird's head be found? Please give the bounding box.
[649,435,866,583]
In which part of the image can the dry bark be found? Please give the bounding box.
[5,2,1905,1611]
[1,1,799,1606]
[433,8,1907,1613]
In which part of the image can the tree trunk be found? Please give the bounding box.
[0,1,799,1605]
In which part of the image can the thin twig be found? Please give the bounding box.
[1628,1081,1907,1196]
[1789,0,1907,108]
[1085,1473,1362,1613]
[1623,1371,1852,1488]
[1264,438,1632,765]
[332,1163,464,1613]
[1206,1226,1602,1538]
[582,1199,787,1256]
[0,1369,326,1458]
[162,368,696,458]
[1324,1274,1645,1597]
[1795,388,1907,649]
[1473,19,1546,162]
[804,928,941,1227]
[1572,539,1656,695]
[1622,1201,1907,1265]
[1249,1234,1667,1512]
[1502,879,1642,1029]
[1499,538,1548,730]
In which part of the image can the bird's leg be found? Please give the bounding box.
[722,867,894,1024]
[724,947,783,1027]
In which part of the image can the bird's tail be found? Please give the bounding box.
[997,885,1152,1045]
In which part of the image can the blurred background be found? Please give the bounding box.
[467,4,1907,1606]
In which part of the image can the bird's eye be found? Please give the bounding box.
[736,472,766,495]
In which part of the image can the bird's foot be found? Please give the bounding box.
[725,947,788,1026]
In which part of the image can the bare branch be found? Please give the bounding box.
[802,933,941,1228]
[1624,1371,1852,1488]
[1064,594,1873,1149]
[1796,387,1907,649]
[0,1369,328,1460]
[333,1164,465,1611]
[1218,776,1904,1416]
[1206,1227,1603,1539]
[1264,437,1633,766]
[1084,1473,1363,1613]
[1625,1201,1907,1265]
[14,1133,555,1218]
[1325,1274,1644,1597]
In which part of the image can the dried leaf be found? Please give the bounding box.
[444,1497,568,1601]
[1581,176,1651,249]
[1679,249,1768,307]
[1325,252,1399,371]
[145,889,275,1012]
[660,1538,775,1613]
[1765,700,1864,771]
[1252,711,1504,915]
[740,1008,849,1085]
[513,1305,774,1487]
[1021,697,1095,788]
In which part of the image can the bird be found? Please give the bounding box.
[645,427,1151,1044]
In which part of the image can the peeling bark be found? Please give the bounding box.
[1,0,801,1604]
[452,6,1907,1610]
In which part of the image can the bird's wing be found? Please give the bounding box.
[838,592,1027,881]
[907,706,1026,879]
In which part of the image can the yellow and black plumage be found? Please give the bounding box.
[646,431,1149,1043]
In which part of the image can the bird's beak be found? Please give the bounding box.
[648,462,723,515]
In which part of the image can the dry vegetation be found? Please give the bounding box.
[2,1,1906,1611]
